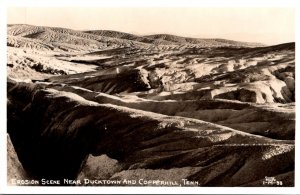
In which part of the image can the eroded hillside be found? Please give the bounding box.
[7,24,295,186]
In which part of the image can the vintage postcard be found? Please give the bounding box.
[1,0,299,194]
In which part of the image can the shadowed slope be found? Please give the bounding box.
[7,81,294,186]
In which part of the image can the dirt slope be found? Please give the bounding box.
[7,24,295,187]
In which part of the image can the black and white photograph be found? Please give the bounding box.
[1,0,299,194]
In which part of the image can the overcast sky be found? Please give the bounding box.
[7,7,295,45]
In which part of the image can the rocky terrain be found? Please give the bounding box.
[7,24,295,186]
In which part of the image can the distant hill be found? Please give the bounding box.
[8,24,265,49]
[144,34,265,47]
[7,24,149,51]
[84,30,157,44]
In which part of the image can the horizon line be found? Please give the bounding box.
[8,23,297,46]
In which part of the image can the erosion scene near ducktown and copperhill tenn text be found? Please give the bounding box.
[7,23,295,187]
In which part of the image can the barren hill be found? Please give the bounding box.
[144,34,265,47]
[84,30,156,44]
[7,24,295,187]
